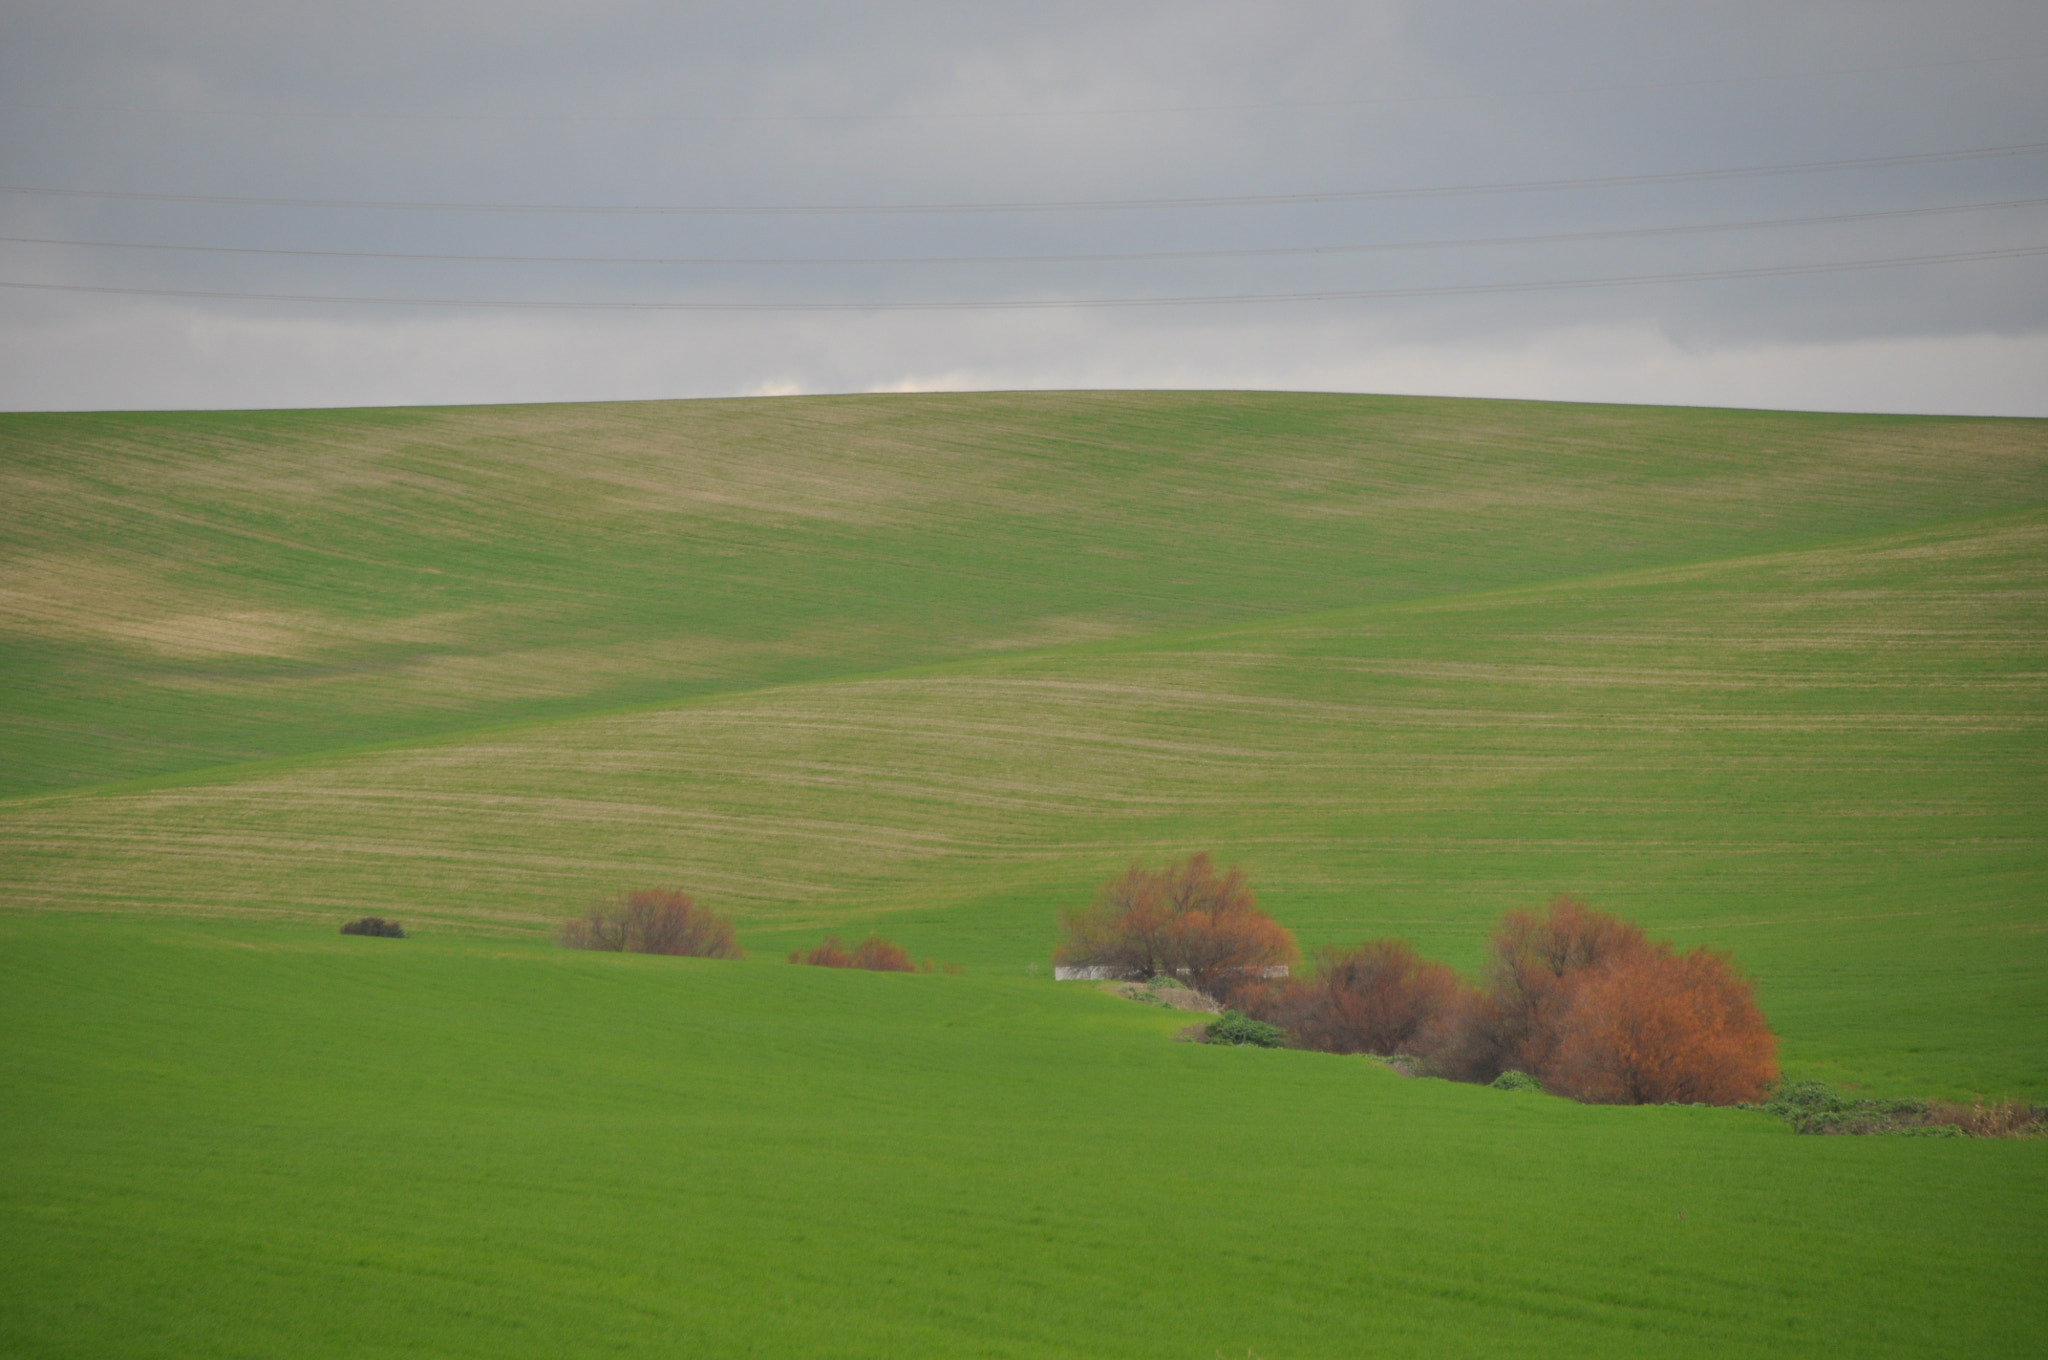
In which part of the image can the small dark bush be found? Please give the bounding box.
[557,889,744,959]
[1490,1070,1542,1092]
[340,916,404,938]
[1205,1010,1286,1048]
[791,934,917,972]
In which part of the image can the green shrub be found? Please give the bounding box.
[1744,1081,1937,1135]
[1489,1070,1542,1092]
[1205,1010,1286,1048]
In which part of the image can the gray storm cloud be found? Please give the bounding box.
[1,1,2043,412]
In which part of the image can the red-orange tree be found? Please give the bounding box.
[1493,895,1653,1075]
[1428,895,1777,1104]
[1431,895,1650,1082]
[1547,946,1779,1104]
[1053,853,1298,1003]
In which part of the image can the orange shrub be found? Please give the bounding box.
[792,936,854,967]
[1426,895,1778,1104]
[1546,946,1779,1104]
[1053,853,1298,1004]
[1275,940,1467,1056]
[790,934,917,972]
[557,889,744,959]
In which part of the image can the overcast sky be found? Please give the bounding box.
[1,1,2043,414]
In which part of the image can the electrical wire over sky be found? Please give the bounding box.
[0,1,2043,412]
[5,141,2042,215]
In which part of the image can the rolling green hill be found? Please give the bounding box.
[5,393,2044,798]
[3,391,2045,1357]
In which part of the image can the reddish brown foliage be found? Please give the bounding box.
[1271,940,1467,1056]
[1422,895,1777,1104]
[557,889,745,959]
[790,934,918,972]
[1431,895,1652,1082]
[851,935,917,972]
[1053,853,1299,1004]
[792,936,853,967]
[1546,946,1778,1104]
[1491,894,1652,1078]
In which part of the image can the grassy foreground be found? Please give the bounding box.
[4,912,2042,1360]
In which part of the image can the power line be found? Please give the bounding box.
[4,142,2044,217]
[2,196,2038,268]
[5,245,2041,311]
[4,51,2043,124]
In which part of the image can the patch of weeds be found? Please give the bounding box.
[1922,1096,2048,1138]
[1105,979,1221,1014]
[1205,1011,1286,1048]
[1744,1081,2045,1137]
[1490,1070,1542,1093]
[1745,1080,1932,1134]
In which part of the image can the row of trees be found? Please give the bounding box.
[1054,855,1779,1105]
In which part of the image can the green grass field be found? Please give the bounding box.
[4,913,2044,1360]
[3,391,2045,1356]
